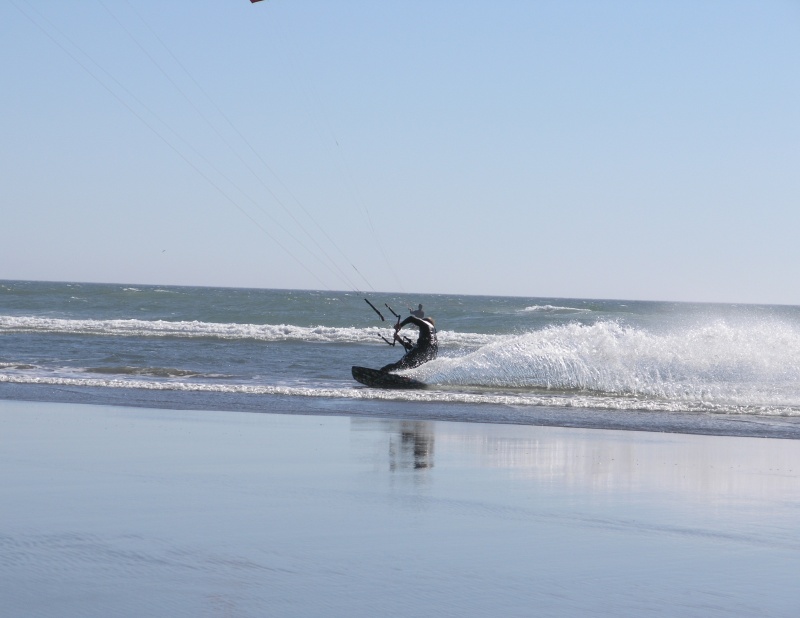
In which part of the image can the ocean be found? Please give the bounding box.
[3,279,800,438]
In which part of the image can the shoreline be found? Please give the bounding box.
[2,398,800,616]
[3,382,800,440]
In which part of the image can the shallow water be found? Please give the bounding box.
[3,280,800,437]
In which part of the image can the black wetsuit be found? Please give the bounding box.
[381,315,438,373]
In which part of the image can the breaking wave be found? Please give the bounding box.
[0,315,488,346]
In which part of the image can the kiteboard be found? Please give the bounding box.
[351,366,427,390]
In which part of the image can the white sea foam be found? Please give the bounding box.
[1,372,798,417]
[0,315,488,346]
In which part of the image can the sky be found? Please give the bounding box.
[2,1,799,304]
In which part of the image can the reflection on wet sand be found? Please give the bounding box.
[352,417,800,504]
[441,428,800,503]
[389,421,435,471]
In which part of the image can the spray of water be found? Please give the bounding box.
[417,320,800,409]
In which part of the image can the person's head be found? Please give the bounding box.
[418,304,423,310]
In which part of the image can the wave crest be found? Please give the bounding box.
[0,315,490,347]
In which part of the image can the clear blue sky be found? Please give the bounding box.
[3,1,799,304]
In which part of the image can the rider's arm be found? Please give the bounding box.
[395,316,424,351]
[398,315,427,331]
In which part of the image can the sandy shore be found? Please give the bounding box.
[2,399,799,617]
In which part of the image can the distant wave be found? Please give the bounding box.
[521,305,592,313]
[122,286,179,294]
[0,362,37,370]
[0,315,490,347]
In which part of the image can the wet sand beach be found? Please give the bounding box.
[2,399,799,617]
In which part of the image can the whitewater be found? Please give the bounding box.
[3,280,800,437]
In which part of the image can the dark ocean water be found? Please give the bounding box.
[3,280,800,438]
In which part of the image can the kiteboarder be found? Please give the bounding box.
[409,304,424,318]
[381,315,438,373]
